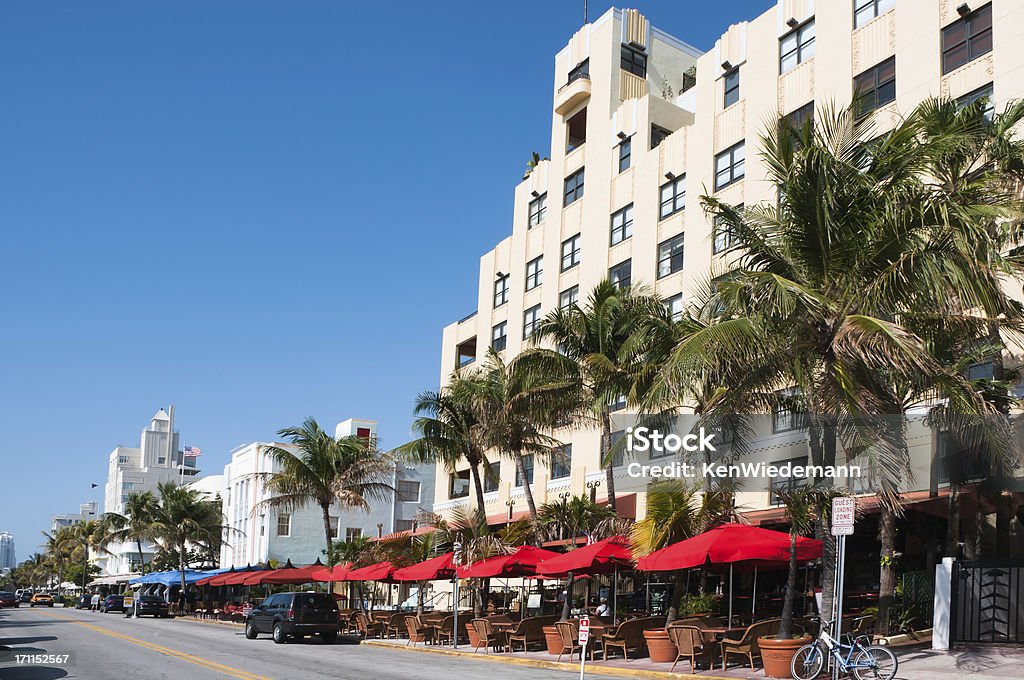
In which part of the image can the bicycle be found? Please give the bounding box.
[790,619,898,680]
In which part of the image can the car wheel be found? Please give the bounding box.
[272,623,287,644]
[245,621,258,640]
[321,631,338,644]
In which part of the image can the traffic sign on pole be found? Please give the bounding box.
[579,615,589,680]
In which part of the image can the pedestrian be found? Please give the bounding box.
[90,592,100,611]
[177,591,186,616]
[595,597,610,617]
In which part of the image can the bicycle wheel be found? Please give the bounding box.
[791,642,825,680]
[852,645,898,680]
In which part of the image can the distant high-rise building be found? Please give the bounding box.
[0,532,15,570]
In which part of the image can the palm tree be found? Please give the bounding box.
[41,527,77,596]
[149,482,227,595]
[630,480,734,623]
[103,490,158,575]
[464,351,574,524]
[395,378,491,512]
[530,280,667,510]
[256,418,395,567]
[69,519,113,591]
[774,488,836,640]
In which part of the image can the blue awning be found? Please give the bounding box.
[129,568,228,586]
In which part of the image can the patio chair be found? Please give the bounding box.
[507,615,559,652]
[667,624,715,672]
[471,618,508,653]
[601,616,666,661]
[720,618,778,670]
[405,614,434,646]
[434,615,457,646]
[553,620,600,662]
[355,611,384,639]
[386,612,408,639]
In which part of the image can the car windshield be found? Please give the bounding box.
[0,592,13,597]
[296,594,336,609]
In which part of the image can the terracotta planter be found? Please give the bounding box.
[544,625,564,655]
[644,629,677,663]
[466,622,480,648]
[760,635,812,679]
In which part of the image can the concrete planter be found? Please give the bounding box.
[466,622,480,649]
[760,635,812,679]
[644,629,677,663]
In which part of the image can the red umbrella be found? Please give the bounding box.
[197,568,234,587]
[457,545,562,578]
[635,524,822,572]
[392,553,456,582]
[256,560,326,585]
[311,562,352,582]
[533,536,633,577]
[346,561,398,582]
[220,569,270,586]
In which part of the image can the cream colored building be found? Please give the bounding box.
[434,3,1024,533]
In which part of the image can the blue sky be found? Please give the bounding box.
[0,1,770,562]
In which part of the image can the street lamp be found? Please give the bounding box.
[586,480,602,504]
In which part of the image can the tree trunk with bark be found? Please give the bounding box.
[778,533,799,639]
[945,482,961,557]
[665,569,688,624]
[321,505,335,567]
[513,452,539,524]
[601,411,616,510]
[877,506,896,636]
[560,573,575,621]
[470,462,486,514]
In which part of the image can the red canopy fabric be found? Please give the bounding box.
[218,569,271,586]
[240,570,277,586]
[256,562,325,585]
[392,553,455,582]
[311,563,352,582]
[196,570,230,587]
[457,545,562,578]
[346,561,398,582]
[533,536,633,577]
[636,523,823,572]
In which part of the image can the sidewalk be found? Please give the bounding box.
[364,638,1024,680]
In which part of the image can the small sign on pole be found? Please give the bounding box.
[831,497,855,532]
[579,615,589,680]
[829,497,854,680]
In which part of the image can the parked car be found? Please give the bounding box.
[135,595,170,618]
[75,595,91,609]
[244,591,339,644]
[100,595,125,613]
[29,593,54,607]
[0,592,18,608]
[19,591,33,603]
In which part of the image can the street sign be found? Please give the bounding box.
[831,496,855,528]
[578,616,590,644]
[831,523,854,536]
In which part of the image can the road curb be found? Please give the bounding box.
[363,640,734,680]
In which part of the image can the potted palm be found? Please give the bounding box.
[759,489,826,678]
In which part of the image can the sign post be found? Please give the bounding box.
[578,615,589,680]
[453,540,462,649]
[830,497,855,680]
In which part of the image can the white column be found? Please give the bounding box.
[932,557,954,650]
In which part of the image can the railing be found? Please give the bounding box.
[559,72,591,93]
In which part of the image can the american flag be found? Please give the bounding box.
[185,445,202,456]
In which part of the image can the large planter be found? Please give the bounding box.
[466,622,480,649]
[644,629,677,663]
[760,635,812,679]
[544,625,564,655]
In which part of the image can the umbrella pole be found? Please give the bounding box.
[728,563,733,626]
[752,565,757,621]
[612,565,618,622]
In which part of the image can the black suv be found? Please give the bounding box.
[244,592,339,644]
[100,595,125,613]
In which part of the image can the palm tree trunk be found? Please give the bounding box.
[469,462,487,513]
[560,572,575,621]
[321,504,335,567]
[601,411,616,510]
[778,533,798,640]
[877,506,896,636]
[178,540,188,599]
[809,419,836,627]
[665,569,687,624]
[137,539,146,575]
[513,452,539,523]
[945,481,961,557]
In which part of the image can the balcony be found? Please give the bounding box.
[555,73,591,115]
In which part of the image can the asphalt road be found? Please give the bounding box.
[0,605,571,680]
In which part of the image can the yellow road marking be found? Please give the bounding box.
[29,609,271,680]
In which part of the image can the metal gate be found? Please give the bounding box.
[951,560,1024,643]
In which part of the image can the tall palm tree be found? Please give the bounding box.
[103,490,159,575]
[41,527,77,596]
[70,519,112,591]
[149,482,227,595]
[395,377,491,512]
[530,280,666,510]
[256,418,395,567]
[630,480,734,623]
[774,489,837,640]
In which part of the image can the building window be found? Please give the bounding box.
[942,3,992,75]
[773,389,807,433]
[609,259,631,290]
[345,527,362,542]
[117,455,128,464]
[396,480,420,502]
[650,125,671,149]
[713,206,743,254]
[618,137,632,172]
[957,83,994,121]
[515,454,535,487]
[450,470,470,499]
[494,274,509,308]
[714,142,745,190]
[525,256,543,291]
[967,361,995,382]
[770,457,808,505]
[566,107,587,152]
[528,193,547,228]
[561,234,581,271]
[621,45,647,77]
[329,516,340,540]
[854,0,895,28]
[780,20,816,74]
[659,175,686,219]
[664,293,684,321]
[523,304,541,340]
[551,445,572,479]
[567,58,589,84]
[723,69,740,108]
[559,285,579,311]
[783,102,815,132]
[157,456,166,464]
[484,461,500,493]
[491,321,507,352]
[854,57,896,116]
[395,519,416,533]
[610,204,634,245]
[564,168,585,206]
[658,234,685,278]
[276,514,291,537]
